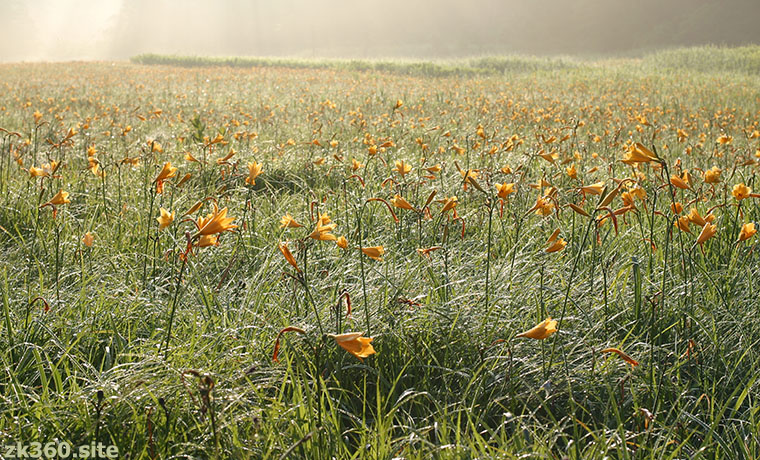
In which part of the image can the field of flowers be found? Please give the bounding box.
[1,51,759,458]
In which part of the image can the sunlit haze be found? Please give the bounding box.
[2,0,760,62]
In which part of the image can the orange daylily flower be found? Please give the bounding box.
[391,194,415,211]
[496,182,515,199]
[280,213,302,228]
[703,166,721,184]
[336,236,348,249]
[696,223,717,245]
[329,332,376,360]
[622,142,657,164]
[196,204,237,236]
[361,246,384,261]
[82,232,94,247]
[738,222,756,243]
[393,159,412,177]
[245,161,263,185]
[156,208,175,230]
[42,190,70,207]
[732,183,752,201]
[516,318,558,340]
[155,162,177,194]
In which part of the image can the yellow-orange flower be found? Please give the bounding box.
[361,246,384,261]
[738,222,756,243]
[329,332,375,360]
[703,166,721,184]
[622,143,657,165]
[279,242,301,272]
[245,161,263,185]
[496,182,515,199]
[43,190,70,206]
[581,182,605,196]
[309,213,337,241]
[155,162,177,194]
[545,229,567,253]
[156,208,174,230]
[336,236,348,249]
[696,223,717,245]
[280,213,302,228]
[351,158,363,171]
[198,235,218,247]
[732,183,752,201]
[82,232,94,247]
[440,196,458,214]
[392,159,412,177]
[391,194,414,211]
[516,318,558,340]
[196,204,237,236]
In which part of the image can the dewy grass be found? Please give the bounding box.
[0,46,759,457]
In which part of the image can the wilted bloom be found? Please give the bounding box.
[732,183,752,201]
[279,242,301,272]
[601,348,639,366]
[156,208,174,230]
[329,332,376,360]
[361,246,384,261]
[82,232,94,247]
[738,222,756,243]
[279,213,302,228]
[703,166,721,184]
[391,194,414,211]
[696,223,717,245]
[393,159,412,177]
[516,318,558,340]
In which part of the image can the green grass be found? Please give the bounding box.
[0,47,759,458]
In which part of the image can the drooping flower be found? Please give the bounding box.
[545,229,566,253]
[336,236,348,249]
[516,318,558,340]
[440,196,458,214]
[329,332,376,360]
[156,208,175,230]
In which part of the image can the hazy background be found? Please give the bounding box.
[2,0,760,62]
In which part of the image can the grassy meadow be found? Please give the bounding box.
[1,46,760,458]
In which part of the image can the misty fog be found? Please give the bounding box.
[2,0,759,62]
